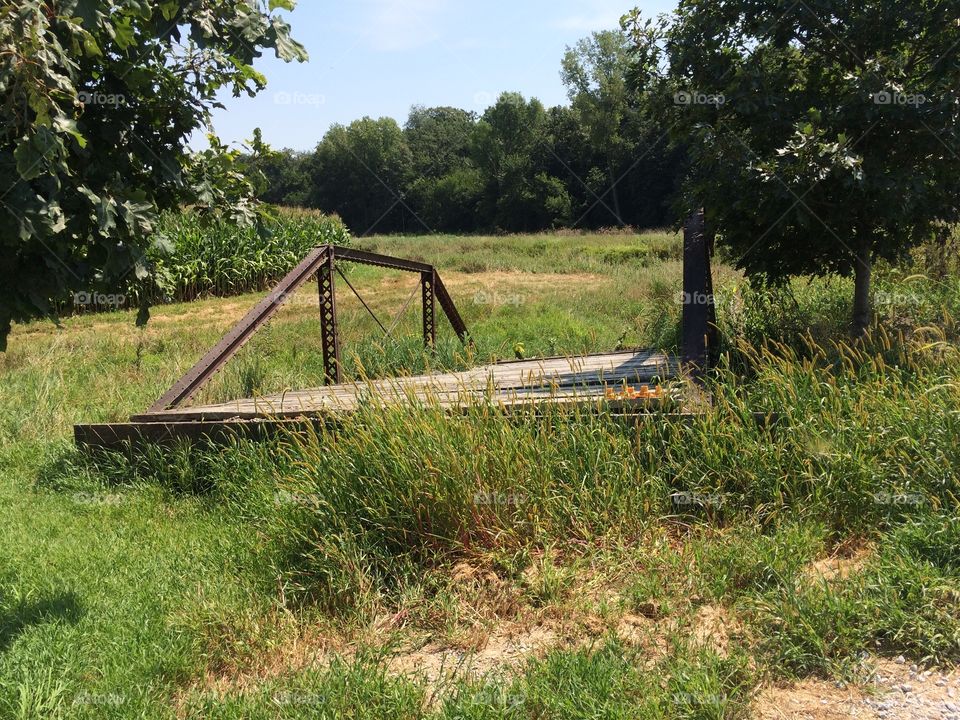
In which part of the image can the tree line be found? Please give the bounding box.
[5,2,958,342]
[251,30,685,234]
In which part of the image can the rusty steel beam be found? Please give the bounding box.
[319,250,342,385]
[144,243,470,414]
[147,246,332,412]
[434,274,469,343]
[334,247,434,274]
[421,269,436,347]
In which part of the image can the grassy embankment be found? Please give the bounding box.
[2,218,959,718]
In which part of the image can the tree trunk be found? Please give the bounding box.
[851,240,872,338]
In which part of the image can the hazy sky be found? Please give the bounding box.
[203,0,675,152]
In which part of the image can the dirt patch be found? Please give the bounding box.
[753,657,960,720]
[690,604,743,657]
[448,561,525,620]
[615,612,662,651]
[173,624,351,716]
[172,558,752,709]
[754,678,876,719]
[384,601,743,691]
[386,621,562,691]
[861,658,960,720]
[806,541,873,583]
[187,624,347,697]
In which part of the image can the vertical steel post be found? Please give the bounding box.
[422,269,436,347]
[681,209,711,382]
[318,246,341,384]
[704,222,719,366]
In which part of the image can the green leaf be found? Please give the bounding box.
[96,197,117,235]
[53,117,88,149]
[271,18,308,62]
[151,234,175,256]
[159,1,179,21]
[114,16,135,49]
[82,33,102,57]
[77,186,100,205]
[45,204,67,234]
[14,131,59,181]
[269,0,296,10]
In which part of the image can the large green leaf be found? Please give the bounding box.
[13,130,60,180]
[0,0,308,347]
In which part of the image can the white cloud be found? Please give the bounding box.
[362,0,447,52]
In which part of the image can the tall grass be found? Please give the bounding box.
[84,329,959,623]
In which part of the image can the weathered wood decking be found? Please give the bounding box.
[132,349,678,423]
[75,349,680,447]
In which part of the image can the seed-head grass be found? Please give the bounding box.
[62,327,958,630]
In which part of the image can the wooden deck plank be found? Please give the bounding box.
[128,349,679,423]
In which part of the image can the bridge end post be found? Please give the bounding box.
[681,209,714,383]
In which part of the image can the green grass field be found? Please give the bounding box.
[2,228,959,719]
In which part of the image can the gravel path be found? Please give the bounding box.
[863,656,960,720]
[756,656,960,719]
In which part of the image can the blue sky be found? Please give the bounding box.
[204,0,675,152]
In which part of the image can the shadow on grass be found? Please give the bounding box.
[32,443,219,497]
[0,590,82,653]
